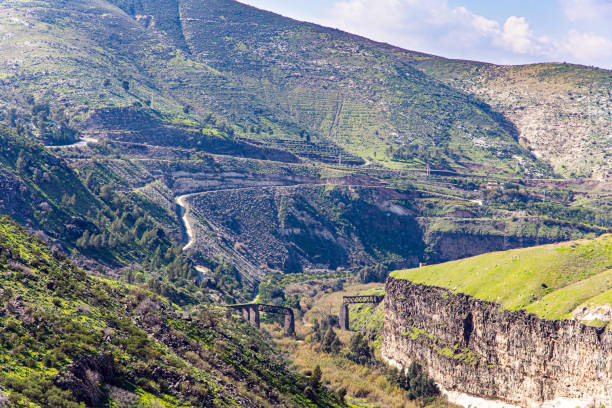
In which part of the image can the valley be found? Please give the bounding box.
[0,0,610,407]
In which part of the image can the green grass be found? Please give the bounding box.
[391,234,612,322]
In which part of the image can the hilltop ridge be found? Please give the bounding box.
[392,233,612,326]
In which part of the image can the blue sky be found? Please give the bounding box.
[240,0,612,69]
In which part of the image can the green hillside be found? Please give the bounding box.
[391,234,612,325]
[0,216,344,407]
[0,126,101,232]
[0,0,610,406]
[0,0,609,286]
[0,0,553,176]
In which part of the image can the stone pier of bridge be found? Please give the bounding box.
[228,303,294,336]
[339,295,384,331]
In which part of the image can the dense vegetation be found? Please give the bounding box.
[0,0,608,284]
[0,1,610,405]
[0,216,347,407]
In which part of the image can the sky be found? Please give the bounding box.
[240,0,612,69]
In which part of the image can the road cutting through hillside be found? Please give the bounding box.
[175,181,393,254]
[176,193,198,251]
[45,136,98,149]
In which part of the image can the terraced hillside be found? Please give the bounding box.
[187,185,423,276]
[45,134,608,293]
[0,216,345,407]
[392,233,612,326]
[0,0,554,177]
[411,59,612,180]
[0,0,609,292]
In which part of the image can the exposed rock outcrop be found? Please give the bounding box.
[54,354,116,406]
[382,278,612,408]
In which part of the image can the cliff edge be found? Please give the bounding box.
[382,279,612,407]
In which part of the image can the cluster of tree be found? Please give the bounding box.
[75,196,167,260]
[344,332,438,401]
[248,124,274,135]
[309,319,439,403]
[303,365,347,404]
[299,129,311,142]
[345,332,374,365]
[384,362,440,402]
[304,365,323,400]
[311,316,342,354]
[198,113,235,137]
[74,174,197,291]
[533,202,610,228]
[257,281,285,306]
[210,258,244,302]
[30,102,80,145]
[482,182,530,204]
[386,143,448,166]
[357,263,389,284]
[218,122,235,138]
[449,177,480,191]
[480,183,610,228]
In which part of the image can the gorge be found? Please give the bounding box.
[381,279,612,408]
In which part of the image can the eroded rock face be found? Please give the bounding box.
[381,278,612,408]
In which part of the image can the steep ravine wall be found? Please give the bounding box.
[381,278,612,408]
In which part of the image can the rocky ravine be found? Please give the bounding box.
[381,278,612,408]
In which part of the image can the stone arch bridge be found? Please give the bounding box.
[339,295,384,330]
[227,303,295,335]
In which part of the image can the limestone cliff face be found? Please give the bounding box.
[382,278,612,408]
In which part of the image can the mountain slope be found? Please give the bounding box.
[0,126,101,235]
[0,0,552,176]
[0,216,344,407]
[0,0,609,285]
[411,58,612,179]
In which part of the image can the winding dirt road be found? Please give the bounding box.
[176,193,198,251]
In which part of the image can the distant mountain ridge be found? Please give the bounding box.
[0,0,566,177]
[412,59,612,179]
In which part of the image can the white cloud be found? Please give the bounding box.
[500,17,533,54]
[562,0,612,21]
[325,0,502,56]
[496,16,551,56]
[324,0,552,58]
[562,30,612,61]
[321,0,612,68]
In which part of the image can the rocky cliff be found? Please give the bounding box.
[381,278,612,408]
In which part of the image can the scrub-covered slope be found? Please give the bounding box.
[0,126,100,234]
[0,0,551,176]
[412,59,612,180]
[0,216,344,407]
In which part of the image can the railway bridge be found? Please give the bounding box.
[227,303,295,335]
[339,295,384,330]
